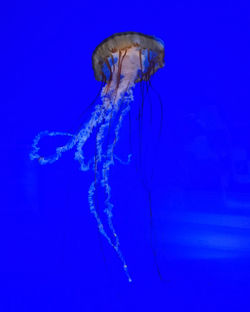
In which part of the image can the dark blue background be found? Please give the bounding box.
[4,1,250,311]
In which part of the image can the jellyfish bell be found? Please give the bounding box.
[92,32,165,83]
[92,32,165,104]
[30,32,165,282]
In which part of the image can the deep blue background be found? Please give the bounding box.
[4,1,250,311]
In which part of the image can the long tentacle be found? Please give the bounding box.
[30,102,106,168]
[30,131,75,164]
[100,90,133,281]
[87,103,132,281]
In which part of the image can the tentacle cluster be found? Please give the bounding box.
[30,89,133,282]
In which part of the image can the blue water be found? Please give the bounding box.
[4,1,250,311]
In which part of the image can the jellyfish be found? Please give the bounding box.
[30,32,165,282]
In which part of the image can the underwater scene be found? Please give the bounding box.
[5,1,250,311]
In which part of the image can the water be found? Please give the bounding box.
[4,1,250,311]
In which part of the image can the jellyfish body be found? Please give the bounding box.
[30,32,165,282]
